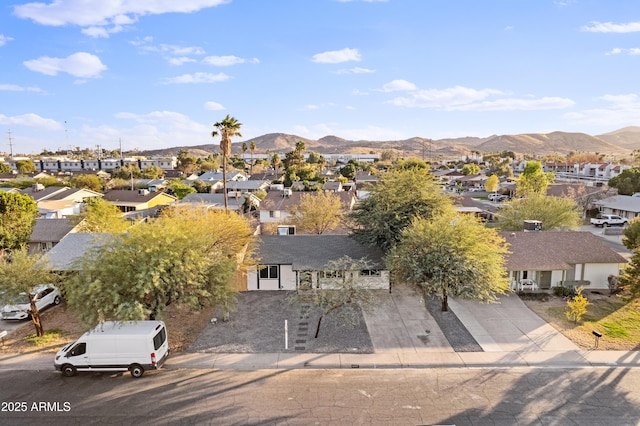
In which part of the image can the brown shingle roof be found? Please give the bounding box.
[500,231,628,271]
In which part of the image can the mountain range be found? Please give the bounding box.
[138,127,640,159]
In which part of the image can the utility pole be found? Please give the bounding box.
[65,121,69,157]
[7,129,14,159]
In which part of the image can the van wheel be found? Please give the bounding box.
[53,296,61,305]
[129,364,144,378]
[61,364,76,377]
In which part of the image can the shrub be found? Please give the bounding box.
[553,286,573,297]
[565,287,591,324]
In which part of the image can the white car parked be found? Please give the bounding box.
[1,284,62,320]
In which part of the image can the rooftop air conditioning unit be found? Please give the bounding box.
[138,189,149,196]
[282,188,293,197]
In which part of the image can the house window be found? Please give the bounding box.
[360,270,381,277]
[269,211,280,218]
[319,270,344,279]
[259,265,279,279]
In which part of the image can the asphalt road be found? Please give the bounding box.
[1,367,639,425]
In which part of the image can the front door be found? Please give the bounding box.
[539,271,552,289]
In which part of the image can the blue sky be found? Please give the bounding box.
[1,0,639,155]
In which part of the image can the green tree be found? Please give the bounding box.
[339,163,357,180]
[249,141,256,175]
[271,153,281,175]
[111,164,141,180]
[66,207,256,326]
[0,192,38,252]
[192,180,212,194]
[619,249,640,296]
[349,168,454,252]
[484,175,500,193]
[565,287,591,324]
[393,158,429,171]
[69,174,103,192]
[494,193,582,231]
[142,165,164,179]
[288,256,380,338]
[284,141,306,169]
[167,179,196,200]
[284,164,319,187]
[212,115,243,210]
[608,167,640,195]
[622,218,640,250]
[15,160,36,174]
[288,192,344,234]
[0,162,12,173]
[0,249,59,337]
[387,214,510,311]
[516,161,553,197]
[461,163,481,175]
[176,150,198,174]
[74,198,130,233]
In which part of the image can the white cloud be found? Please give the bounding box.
[564,93,640,127]
[382,79,417,92]
[0,84,42,92]
[81,24,127,38]
[162,72,231,84]
[168,57,197,66]
[606,47,640,56]
[450,97,575,112]
[312,48,361,64]
[0,113,61,130]
[23,52,107,78]
[504,26,514,31]
[334,67,375,74]
[387,86,504,108]
[202,55,259,66]
[14,0,229,37]
[582,21,640,33]
[78,110,211,151]
[204,101,225,111]
[0,34,14,46]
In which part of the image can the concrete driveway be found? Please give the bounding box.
[448,294,579,352]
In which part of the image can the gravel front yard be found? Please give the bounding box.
[189,291,373,354]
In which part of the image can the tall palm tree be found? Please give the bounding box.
[249,140,256,175]
[212,115,242,210]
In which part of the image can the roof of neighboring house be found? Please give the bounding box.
[259,190,355,212]
[225,180,270,191]
[257,235,385,270]
[30,218,76,243]
[179,193,245,210]
[323,181,343,191]
[196,171,246,182]
[545,183,603,198]
[19,185,70,202]
[45,187,103,201]
[500,231,628,271]
[594,195,640,213]
[102,189,177,204]
[0,187,20,193]
[43,232,114,271]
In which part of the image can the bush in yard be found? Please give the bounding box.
[553,286,573,297]
[565,287,590,324]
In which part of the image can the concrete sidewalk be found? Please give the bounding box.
[1,349,639,372]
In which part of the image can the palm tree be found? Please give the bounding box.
[250,140,256,175]
[212,115,242,210]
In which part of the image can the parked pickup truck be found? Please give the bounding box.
[590,214,628,227]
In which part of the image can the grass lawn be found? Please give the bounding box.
[523,292,640,350]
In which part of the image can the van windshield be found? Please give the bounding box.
[153,327,166,351]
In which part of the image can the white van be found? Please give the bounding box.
[54,320,170,378]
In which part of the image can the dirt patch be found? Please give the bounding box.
[0,302,215,355]
[189,291,373,353]
[522,291,639,351]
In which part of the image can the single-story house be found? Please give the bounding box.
[102,189,177,212]
[28,218,78,254]
[593,195,640,220]
[179,192,260,212]
[247,235,389,291]
[42,232,113,272]
[501,231,628,290]
[259,190,356,226]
